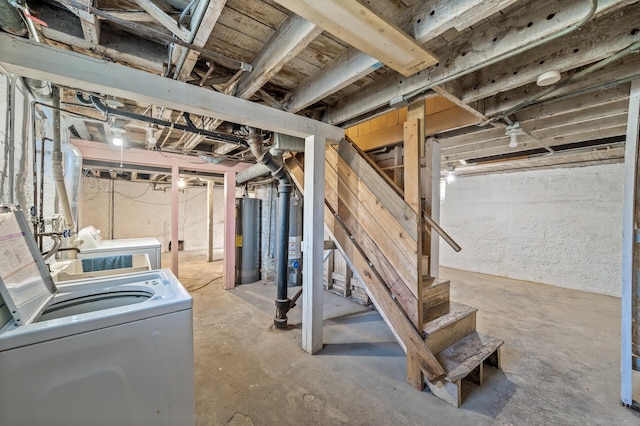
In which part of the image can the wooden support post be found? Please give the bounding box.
[394,145,402,186]
[171,165,179,276]
[404,115,424,390]
[223,171,236,290]
[207,180,215,262]
[302,134,326,354]
[428,137,441,277]
[344,264,352,297]
[622,78,640,407]
[325,249,334,290]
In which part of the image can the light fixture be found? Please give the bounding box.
[110,119,126,146]
[177,178,186,189]
[536,70,561,86]
[445,163,456,184]
[505,121,522,148]
[145,127,157,148]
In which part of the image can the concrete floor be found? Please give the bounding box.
[167,250,640,425]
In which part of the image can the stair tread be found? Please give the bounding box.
[436,332,503,383]
[423,302,476,335]
[422,277,450,288]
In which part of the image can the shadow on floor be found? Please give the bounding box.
[320,341,404,357]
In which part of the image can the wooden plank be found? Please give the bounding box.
[134,0,190,40]
[286,154,445,382]
[302,134,326,354]
[325,151,420,301]
[423,303,477,354]
[621,79,640,405]
[403,116,424,390]
[323,0,631,125]
[337,141,418,240]
[223,171,236,289]
[176,0,227,82]
[325,182,420,325]
[235,15,323,98]
[272,0,437,77]
[436,332,503,383]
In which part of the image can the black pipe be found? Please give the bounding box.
[76,93,248,147]
[246,128,292,329]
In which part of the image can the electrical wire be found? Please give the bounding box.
[186,274,223,292]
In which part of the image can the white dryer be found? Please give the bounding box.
[0,207,195,426]
[78,226,162,270]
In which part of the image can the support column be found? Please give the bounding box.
[207,180,214,262]
[404,113,424,390]
[223,171,236,290]
[302,133,326,354]
[428,137,441,277]
[171,165,179,276]
[622,78,640,407]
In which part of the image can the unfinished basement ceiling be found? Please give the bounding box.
[4,0,640,176]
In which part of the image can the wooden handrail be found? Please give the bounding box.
[422,210,461,252]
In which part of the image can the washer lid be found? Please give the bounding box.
[0,207,56,326]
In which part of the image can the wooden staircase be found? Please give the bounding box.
[285,138,502,407]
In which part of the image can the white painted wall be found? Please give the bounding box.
[79,177,225,252]
[439,163,624,297]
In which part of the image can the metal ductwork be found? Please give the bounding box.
[236,133,306,184]
[0,0,28,37]
[246,128,294,329]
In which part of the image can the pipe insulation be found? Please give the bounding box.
[76,93,247,147]
[51,86,78,257]
[246,128,293,329]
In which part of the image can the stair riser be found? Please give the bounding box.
[422,281,450,313]
[423,301,450,323]
[425,312,476,355]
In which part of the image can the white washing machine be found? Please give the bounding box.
[0,207,195,426]
[78,226,162,270]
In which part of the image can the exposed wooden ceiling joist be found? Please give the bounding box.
[322,0,632,125]
[272,0,438,77]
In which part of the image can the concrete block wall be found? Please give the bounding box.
[79,177,224,252]
[439,163,624,297]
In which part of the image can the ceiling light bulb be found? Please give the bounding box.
[509,133,518,148]
[446,173,456,184]
[178,179,186,188]
[112,137,123,146]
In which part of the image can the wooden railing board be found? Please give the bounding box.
[325,149,420,295]
[338,141,418,241]
[324,183,420,325]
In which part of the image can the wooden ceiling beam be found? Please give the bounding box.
[134,0,190,40]
[182,14,323,152]
[440,98,629,150]
[234,15,323,99]
[272,0,437,77]
[483,54,640,117]
[285,0,503,113]
[41,27,164,73]
[442,116,627,161]
[457,11,640,107]
[322,0,631,125]
[175,0,227,82]
[0,34,344,141]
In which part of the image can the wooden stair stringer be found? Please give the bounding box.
[285,153,446,383]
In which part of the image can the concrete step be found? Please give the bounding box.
[423,302,476,354]
[426,332,503,407]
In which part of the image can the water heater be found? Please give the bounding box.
[235,197,261,284]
